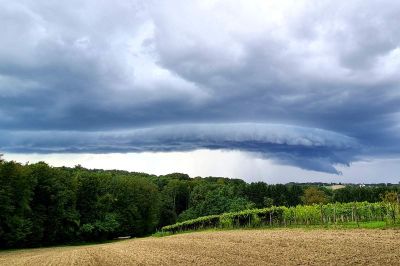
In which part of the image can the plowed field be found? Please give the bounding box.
[1,229,399,265]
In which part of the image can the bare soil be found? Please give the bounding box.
[1,229,399,265]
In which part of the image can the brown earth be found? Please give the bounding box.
[1,229,399,266]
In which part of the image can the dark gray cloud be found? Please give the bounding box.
[0,123,357,174]
[1,0,400,174]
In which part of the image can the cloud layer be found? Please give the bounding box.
[0,123,358,173]
[1,0,400,174]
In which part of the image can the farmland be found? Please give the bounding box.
[1,229,399,265]
[161,202,399,234]
[2,160,400,249]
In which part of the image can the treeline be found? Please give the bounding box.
[0,161,159,248]
[1,159,399,248]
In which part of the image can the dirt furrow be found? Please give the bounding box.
[1,229,399,266]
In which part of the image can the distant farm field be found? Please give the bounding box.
[1,229,399,265]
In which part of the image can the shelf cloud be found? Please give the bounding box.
[1,0,400,175]
[0,123,358,173]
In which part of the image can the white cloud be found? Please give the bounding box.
[4,151,400,184]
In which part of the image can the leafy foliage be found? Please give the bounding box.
[0,158,399,248]
[0,161,34,247]
[302,187,328,205]
[0,161,160,248]
[177,184,255,222]
[162,201,400,233]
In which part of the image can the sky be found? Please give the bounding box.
[1,0,400,183]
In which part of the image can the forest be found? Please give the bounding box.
[1,159,399,248]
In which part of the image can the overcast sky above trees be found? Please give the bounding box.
[2,0,400,183]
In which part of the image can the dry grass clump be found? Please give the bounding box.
[1,229,399,265]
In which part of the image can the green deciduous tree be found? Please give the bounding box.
[302,187,328,205]
[0,161,34,248]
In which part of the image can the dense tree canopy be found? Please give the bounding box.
[302,187,329,205]
[0,159,399,248]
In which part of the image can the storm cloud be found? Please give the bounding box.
[1,0,400,174]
